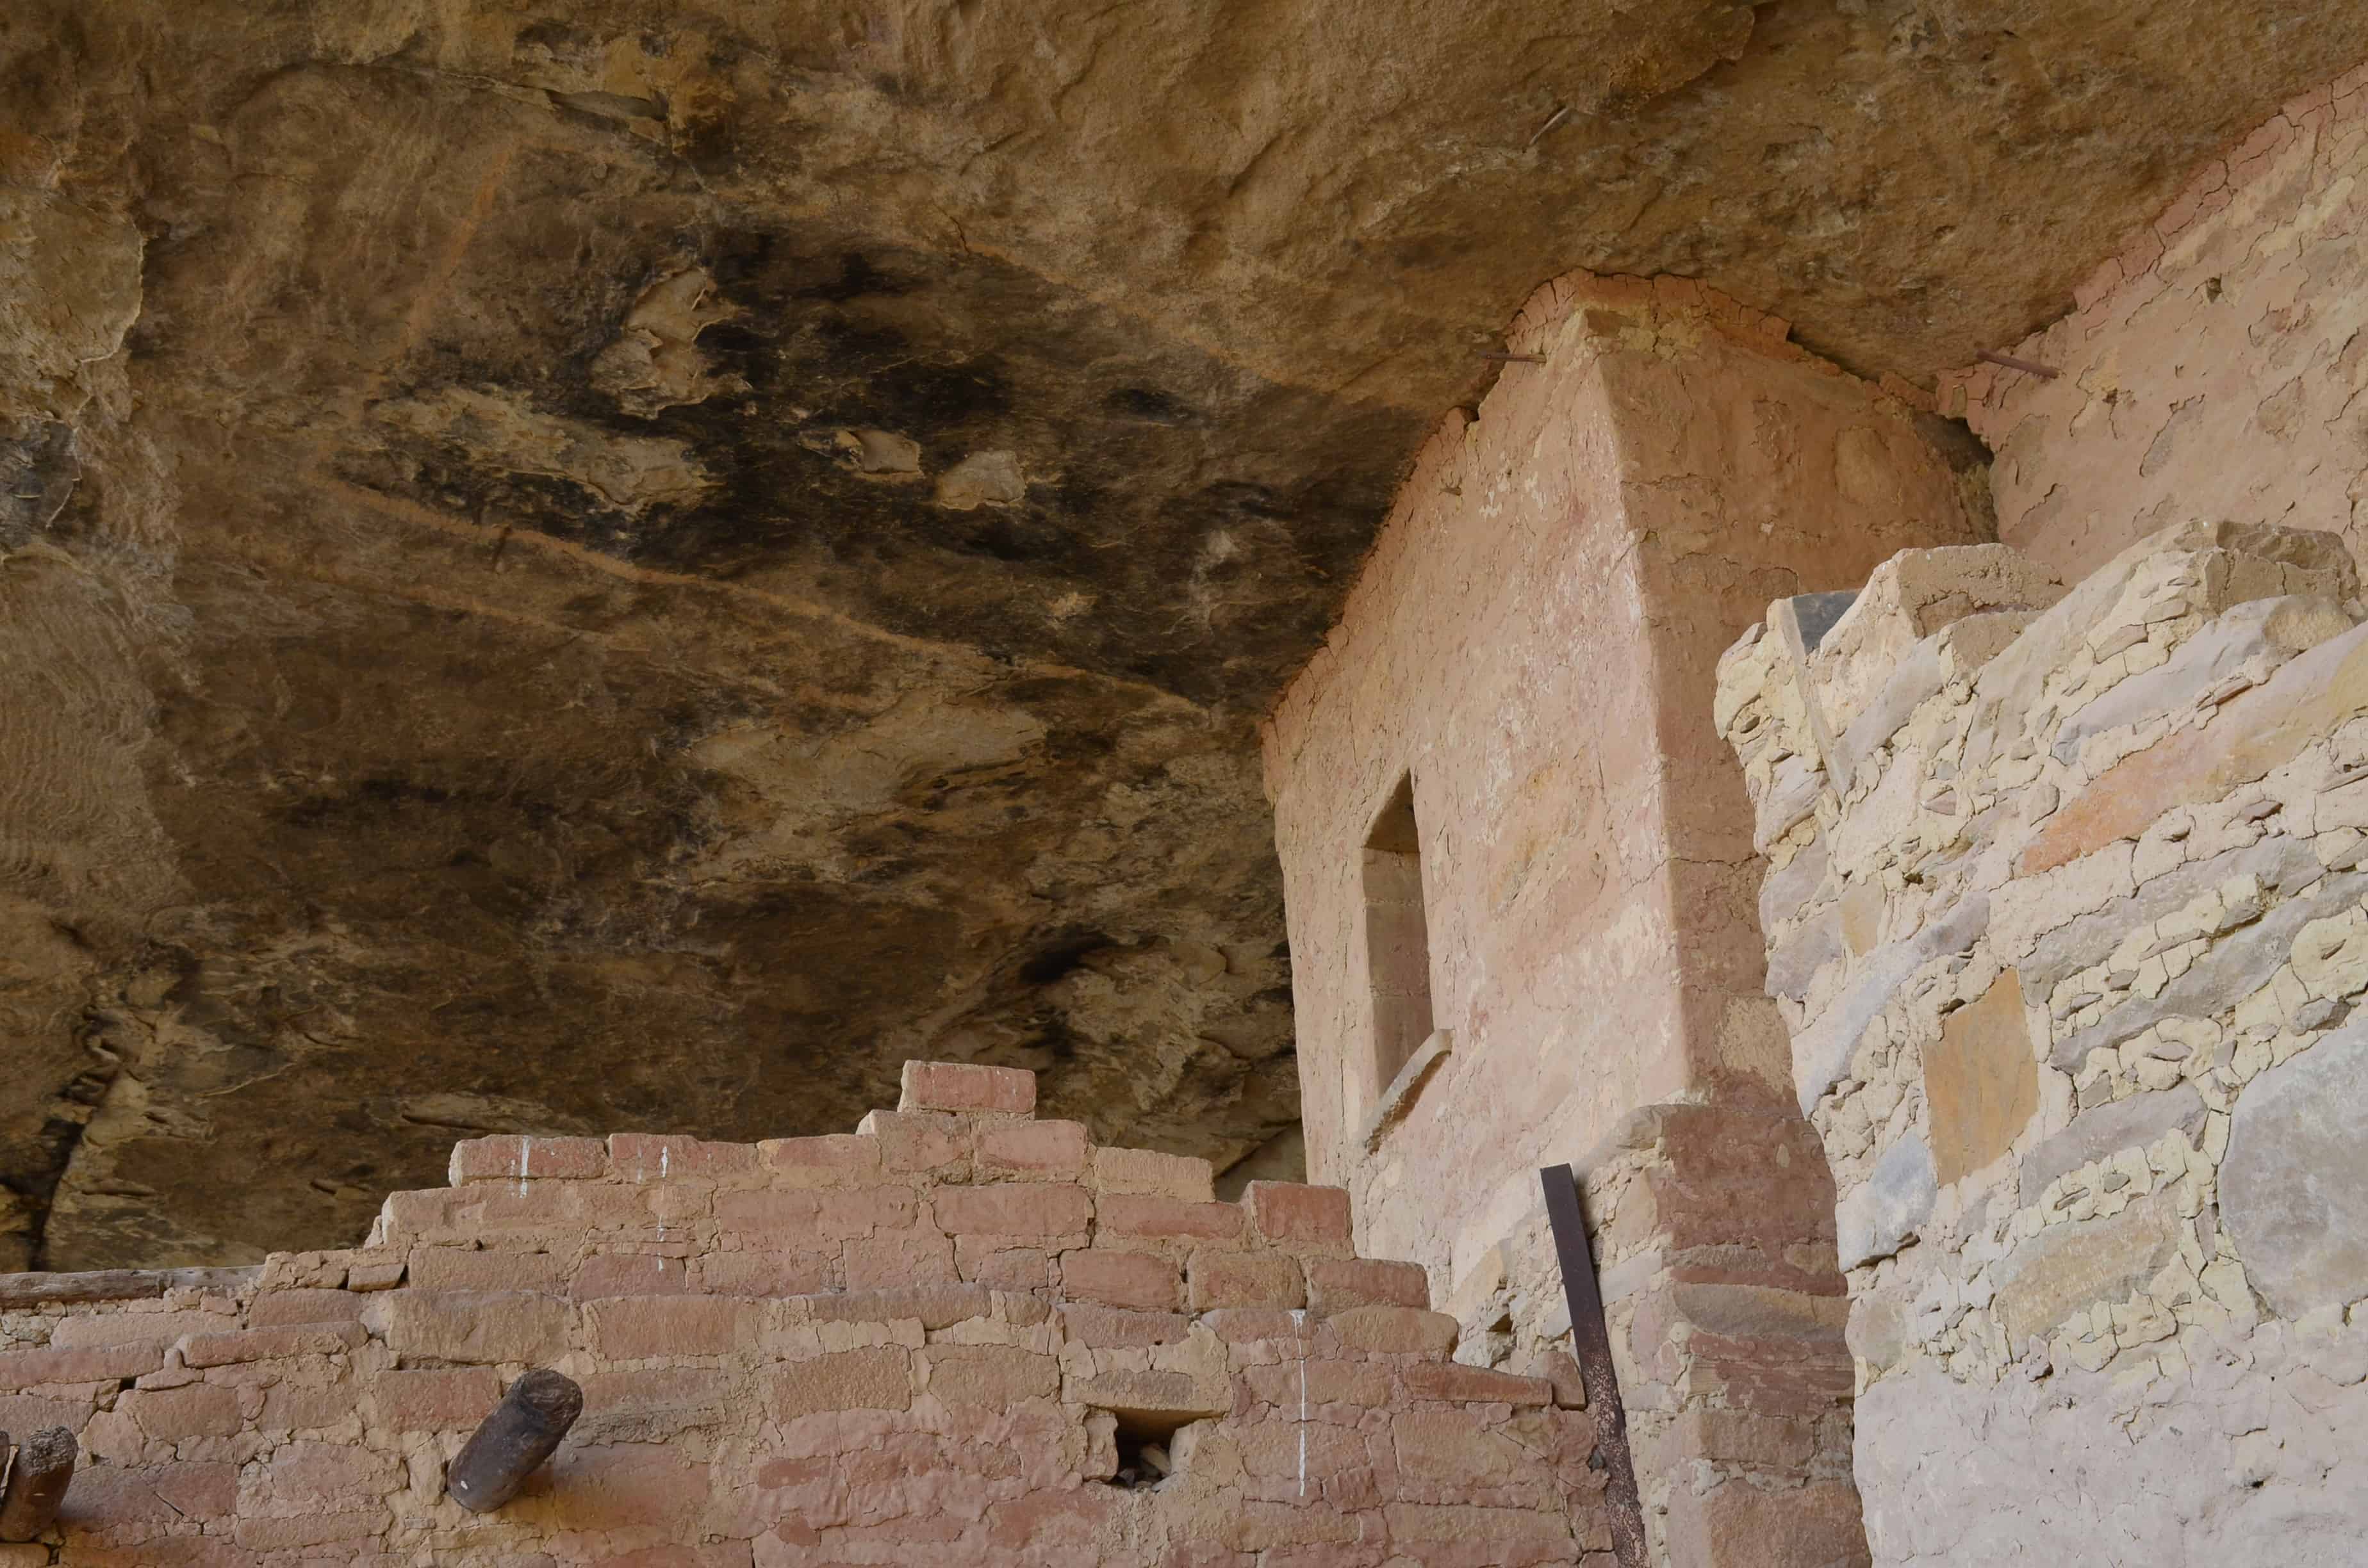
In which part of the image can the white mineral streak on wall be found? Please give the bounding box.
[1718,521,2368,1564]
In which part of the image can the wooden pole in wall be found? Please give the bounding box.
[446,1369,583,1513]
[1540,1164,1647,1568]
[0,1426,76,1542]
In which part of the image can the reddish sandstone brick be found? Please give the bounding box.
[855,1109,973,1175]
[843,1228,958,1289]
[718,1184,916,1239]
[572,1251,693,1300]
[898,1059,1036,1115]
[919,1344,1058,1405]
[978,1118,1090,1178]
[120,1382,242,1439]
[379,1290,570,1365]
[759,1133,882,1186]
[955,1239,1055,1289]
[372,1366,500,1430]
[1306,1258,1429,1311]
[181,1321,368,1369]
[232,1510,393,1552]
[406,1246,572,1293]
[809,1286,996,1330]
[257,1379,363,1432]
[51,1309,238,1347]
[1323,1307,1460,1357]
[589,1295,761,1359]
[609,1132,761,1178]
[249,1289,369,1327]
[1097,1192,1244,1244]
[1060,1248,1183,1310]
[1401,1362,1553,1405]
[769,1346,912,1420]
[1057,1304,1191,1348]
[449,1134,607,1185]
[933,1182,1092,1237]
[63,1462,240,1528]
[1065,1367,1226,1421]
[1189,1250,1306,1311]
[1243,1182,1354,1253]
[469,1180,653,1235]
[698,1250,838,1297]
[1200,1307,1311,1344]
[1090,1146,1215,1200]
[1391,1410,1522,1482]
[0,1343,164,1389]
[984,1487,1124,1553]
[1243,1359,1394,1408]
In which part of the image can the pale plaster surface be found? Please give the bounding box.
[1943,62,2368,585]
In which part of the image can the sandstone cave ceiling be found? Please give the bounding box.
[1,0,2357,1269]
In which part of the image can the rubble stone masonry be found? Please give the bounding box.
[0,1063,1610,1565]
[1718,520,2368,1563]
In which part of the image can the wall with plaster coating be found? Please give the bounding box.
[1941,61,2368,585]
[1263,273,1981,1565]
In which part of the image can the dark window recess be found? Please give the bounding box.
[1094,1409,1187,1489]
[1361,773,1435,1095]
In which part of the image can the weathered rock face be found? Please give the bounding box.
[3,1,2360,1269]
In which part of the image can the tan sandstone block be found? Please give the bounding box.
[919,1344,1060,1405]
[1061,1248,1183,1310]
[1925,969,2039,1186]
[377,1290,570,1365]
[769,1346,913,1420]
[1090,1147,1216,1201]
[1187,1250,1306,1311]
[899,1059,1037,1116]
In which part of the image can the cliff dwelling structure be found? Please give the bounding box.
[4,3,2368,1564]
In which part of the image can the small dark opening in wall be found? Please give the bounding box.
[1096,1409,1189,1490]
[1361,772,1435,1098]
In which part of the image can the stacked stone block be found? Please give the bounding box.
[1717,521,2368,1562]
[0,1062,1607,1565]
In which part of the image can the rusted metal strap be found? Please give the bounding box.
[1541,1163,1646,1568]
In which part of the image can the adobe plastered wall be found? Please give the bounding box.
[1938,60,2368,585]
[1262,274,1981,1565]
[0,1063,1609,1567]
[1718,522,2368,1564]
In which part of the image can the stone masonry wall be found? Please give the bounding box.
[1936,61,2368,585]
[0,1062,1608,1567]
[1263,273,1984,1566]
[1717,521,2368,1564]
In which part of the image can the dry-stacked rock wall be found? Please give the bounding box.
[0,1063,1607,1565]
[1718,521,2368,1564]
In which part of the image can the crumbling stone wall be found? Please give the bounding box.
[1718,521,2368,1563]
[1262,274,1984,1565]
[1938,62,2368,584]
[0,1063,1607,1565]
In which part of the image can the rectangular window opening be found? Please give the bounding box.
[1361,772,1435,1098]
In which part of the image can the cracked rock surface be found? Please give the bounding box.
[1,0,2359,1266]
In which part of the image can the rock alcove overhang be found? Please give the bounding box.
[1,0,2360,1268]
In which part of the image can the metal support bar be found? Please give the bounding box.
[1541,1163,1646,1568]
[0,1426,75,1542]
[446,1369,582,1514]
